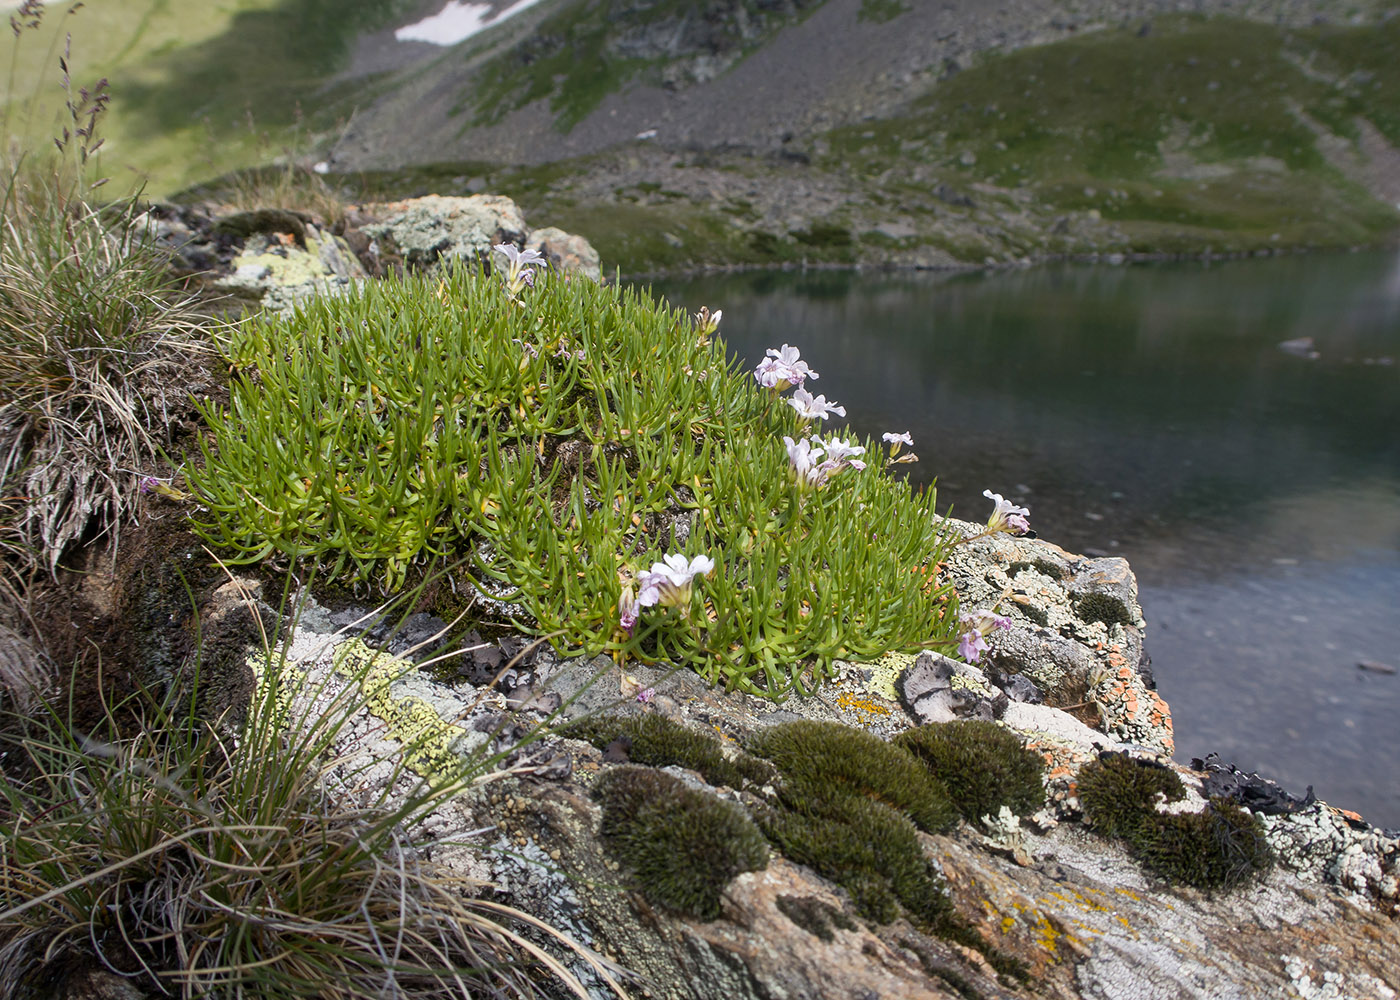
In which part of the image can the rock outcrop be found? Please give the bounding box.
[225,517,1399,1000]
[138,194,601,312]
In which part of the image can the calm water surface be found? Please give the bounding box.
[650,253,1400,828]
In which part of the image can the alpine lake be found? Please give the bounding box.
[648,250,1400,829]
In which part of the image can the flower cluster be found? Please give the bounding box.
[783,435,866,489]
[493,243,547,296]
[983,490,1030,536]
[957,608,1012,663]
[619,553,715,633]
[755,345,819,392]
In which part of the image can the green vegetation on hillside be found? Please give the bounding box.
[821,15,1400,254]
[347,16,1400,275]
[0,0,419,194]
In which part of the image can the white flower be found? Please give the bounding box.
[493,243,547,295]
[784,435,826,488]
[787,388,846,421]
[882,431,913,447]
[754,356,789,389]
[768,344,818,383]
[814,436,867,475]
[983,489,1031,535]
[636,553,714,610]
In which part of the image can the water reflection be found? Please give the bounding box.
[649,253,1400,826]
[651,256,1400,569]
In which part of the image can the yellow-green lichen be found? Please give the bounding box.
[853,650,916,701]
[332,639,482,780]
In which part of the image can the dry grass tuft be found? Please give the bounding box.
[0,166,210,575]
[0,624,628,999]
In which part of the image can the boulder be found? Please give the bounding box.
[526,225,603,282]
[358,194,529,270]
[211,220,366,313]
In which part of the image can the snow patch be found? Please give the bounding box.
[394,0,550,46]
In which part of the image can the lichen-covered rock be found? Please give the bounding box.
[245,528,1399,999]
[526,225,603,282]
[898,650,1014,724]
[358,194,529,270]
[210,221,365,312]
[942,517,1174,755]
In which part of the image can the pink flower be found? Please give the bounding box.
[958,629,991,663]
[618,584,639,636]
[636,687,656,704]
[957,609,1011,663]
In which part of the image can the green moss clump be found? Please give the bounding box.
[1133,798,1273,891]
[593,766,770,920]
[747,720,957,833]
[893,722,1045,829]
[747,721,1027,982]
[1078,755,1271,891]
[757,780,952,926]
[567,714,773,790]
[1077,752,1185,840]
[1072,592,1134,628]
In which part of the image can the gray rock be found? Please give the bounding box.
[359,194,528,270]
[898,651,1008,724]
[1067,555,1143,624]
[987,624,1099,698]
[526,225,603,282]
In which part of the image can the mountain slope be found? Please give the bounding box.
[325,0,1400,168]
[335,1,1400,273]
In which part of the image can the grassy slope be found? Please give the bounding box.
[0,0,417,195]
[826,14,1400,253]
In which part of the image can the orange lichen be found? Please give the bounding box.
[835,690,892,717]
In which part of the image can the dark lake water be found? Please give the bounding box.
[648,252,1400,829]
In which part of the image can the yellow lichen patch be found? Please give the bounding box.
[852,650,916,701]
[1038,886,1140,942]
[332,639,476,781]
[246,651,306,723]
[983,894,1080,967]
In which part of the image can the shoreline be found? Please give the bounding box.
[621,235,1400,283]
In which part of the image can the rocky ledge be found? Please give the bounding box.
[136,193,601,313]
[192,518,1399,1000]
